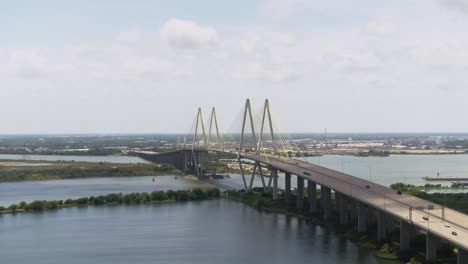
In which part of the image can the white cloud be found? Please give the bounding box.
[116,31,142,43]
[439,0,468,13]
[160,18,219,49]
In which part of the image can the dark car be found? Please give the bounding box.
[452,231,458,236]
[397,190,402,195]
[423,216,429,221]
[303,171,311,176]
[365,185,370,189]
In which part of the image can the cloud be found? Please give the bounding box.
[439,0,468,13]
[160,19,219,49]
[116,31,142,43]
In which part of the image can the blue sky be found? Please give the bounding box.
[1,0,259,44]
[1,0,468,133]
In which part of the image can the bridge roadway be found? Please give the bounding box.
[240,153,468,252]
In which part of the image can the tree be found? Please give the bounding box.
[151,191,167,201]
[8,204,18,213]
[18,201,28,210]
[192,188,206,200]
[29,200,45,211]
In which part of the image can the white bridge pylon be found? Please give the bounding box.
[237,99,279,191]
[189,99,281,191]
[190,107,223,177]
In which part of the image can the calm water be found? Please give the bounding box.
[0,154,148,163]
[0,176,215,206]
[301,154,468,186]
[2,154,468,186]
[0,199,394,264]
[2,154,465,263]
[3,154,468,206]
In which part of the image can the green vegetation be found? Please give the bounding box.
[390,182,466,195]
[202,161,238,174]
[0,160,179,182]
[0,188,221,214]
[445,140,468,150]
[391,182,468,214]
[355,151,390,157]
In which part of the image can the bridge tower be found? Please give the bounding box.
[192,107,207,177]
[207,107,222,150]
[237,99,279,193]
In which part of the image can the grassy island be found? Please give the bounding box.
[0,188,221,214]
[0,160,179,182]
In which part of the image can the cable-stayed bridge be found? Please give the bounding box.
[136,99,468,264]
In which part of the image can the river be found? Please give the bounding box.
[301,154,468,186]
[2,153,468,186]
[2,154,466,263]
[0,154,149,163]
[2,154,468,206]
[0,175,214,206]
[0,199,397,264]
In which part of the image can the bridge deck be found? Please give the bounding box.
[241,153,468,251]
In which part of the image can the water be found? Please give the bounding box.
[0,176,215,206]
[0,199,392,264]
[301,154,468,186]
[2,154,468,206]
[0,154,148,163]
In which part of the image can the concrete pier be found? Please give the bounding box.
[323,187,332,220]
[459,248,468,264]
[426,233,438,262]
[320,187,325,208]
[339,194,349,225]
[350,199,358,221]
[272,169,278,200]
[308,180,317,213]
[378,210,387,241]
[297,176,304,210]
[285,173,291,205]
[335,192,341,213]
[357,202,367,233]
[400,220,412,251]
[368,207,376,226]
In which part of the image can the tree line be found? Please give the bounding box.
[0,188,221,214]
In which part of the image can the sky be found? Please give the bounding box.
[1,0,468,134]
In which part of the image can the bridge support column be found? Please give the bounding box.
[350,199,358,222]
[357,202,367,233]
[368,207,376,226]
[285,173,291,205]
[458,248,468,264]
[400,220,411,252]
[297,176,304,210]
[335,192,341,213]
[308,180,317,213]
[339,195,349,225]
[378,210,387,241]
[426,233,438,262]
[272,168,278,200]
[320,186,325,208]
[323,187,332,220]
[182,152,188,172]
